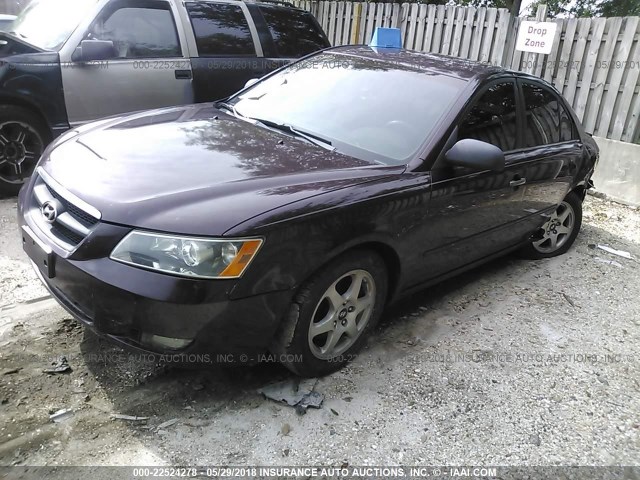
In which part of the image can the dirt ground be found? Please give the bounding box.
[0,193,639,472]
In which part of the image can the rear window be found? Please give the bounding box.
[258,5,329,57]
[186,2,255,56]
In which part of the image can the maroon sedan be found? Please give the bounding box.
[18,46,598,377]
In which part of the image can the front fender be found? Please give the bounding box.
[0,52,69,135]
[228,172,431,301]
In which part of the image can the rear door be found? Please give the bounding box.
[60,0,193,125]
[516,78,582,215]
[184,1,268,102]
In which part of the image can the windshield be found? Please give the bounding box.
[230,52,465,165]
[9,0,98,50]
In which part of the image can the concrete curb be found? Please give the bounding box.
[592,137,640,207]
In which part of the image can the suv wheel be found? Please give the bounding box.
[0,106,49,196]
[272,250,388,377]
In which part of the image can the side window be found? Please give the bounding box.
[258,6,329,57]
[186,2,256,56]
[522,82,576,147]
[459,82,518,152]
[86,3,180,59]
[558,97,577,142]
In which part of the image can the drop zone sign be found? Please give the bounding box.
[516,21,557,54]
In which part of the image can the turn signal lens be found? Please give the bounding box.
[219,240,263,278]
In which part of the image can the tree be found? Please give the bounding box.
[528,0,640,17]
[413,0,640,17]
[528,0,592,17]
[418,0,521,15]
[463,0,514,8]
[598,0,640,17]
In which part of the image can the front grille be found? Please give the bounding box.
[51,224,86,245]
[30,170,100,250]
[48,188,99,228]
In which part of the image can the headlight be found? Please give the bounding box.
[110,231,263,279]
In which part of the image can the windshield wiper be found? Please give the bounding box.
[8,31,27,39]
[215,101,240,118]
[215,103,335,151]
[248,117,335,151]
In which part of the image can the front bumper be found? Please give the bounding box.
[18,189,292,363]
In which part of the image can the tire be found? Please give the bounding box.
[271,250,388,377]
[519,191,583,260]
[0,105,50,197]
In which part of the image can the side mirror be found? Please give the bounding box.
[445,139,505,172]
[72,40,115,62]
[244,78,260,89]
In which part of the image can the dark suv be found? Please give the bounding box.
[0,0,329,195]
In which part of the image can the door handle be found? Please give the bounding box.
[174,69,192,80]
[510,177,526,187]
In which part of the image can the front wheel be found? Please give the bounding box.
[519,191,583,259]
[0,106,49,196]
[271,250,388,377]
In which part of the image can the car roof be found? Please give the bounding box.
[188,0,304,9]
[241,0,303,10]
[323,45,514,83]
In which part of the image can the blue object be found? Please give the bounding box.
[369,27,402,48]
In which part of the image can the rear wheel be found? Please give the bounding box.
[0,106,49,196]
[272,250,388,377]
[519,191,583,259]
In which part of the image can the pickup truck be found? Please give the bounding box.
[0,0,330,195]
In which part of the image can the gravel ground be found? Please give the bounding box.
[0,193,638,470]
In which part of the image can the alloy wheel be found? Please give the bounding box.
[308,269,376,359]
[0,121,43,185]
[533,201,575,254]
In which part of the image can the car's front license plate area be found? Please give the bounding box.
[22,225,55,278]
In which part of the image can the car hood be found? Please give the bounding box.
[39,104,399,235]
[0,33,44,56]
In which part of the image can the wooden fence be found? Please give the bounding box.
[295,1,640,144]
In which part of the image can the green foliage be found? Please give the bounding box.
[527,0,639,17]
[598,0,640,17]
[411,0,640,17]
[415,0,515,9]
[462,0,514,8]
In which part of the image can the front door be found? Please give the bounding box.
[419,80,533,281]
[60,0,193,126]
